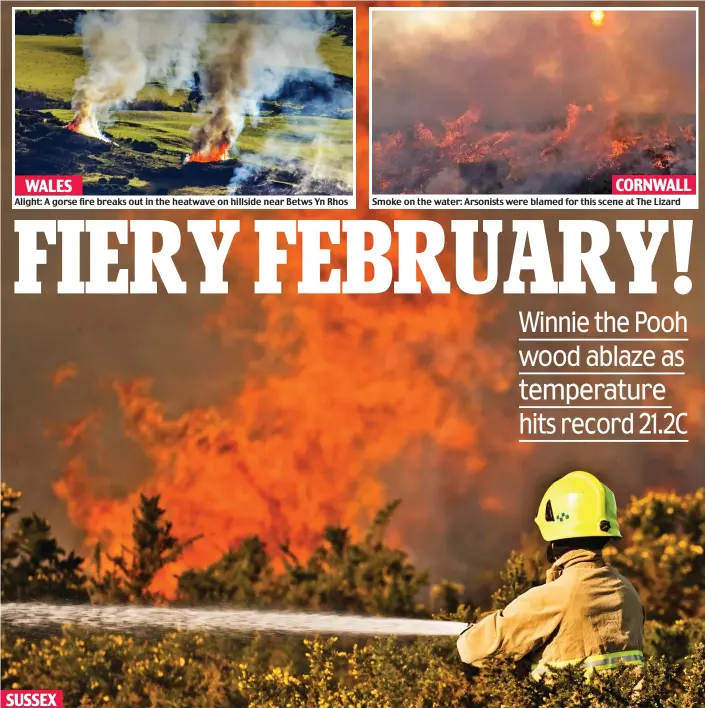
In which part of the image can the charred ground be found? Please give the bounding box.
[15,109,351,197]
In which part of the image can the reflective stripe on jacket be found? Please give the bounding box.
[530,649,645,679]
[457,550,645,672]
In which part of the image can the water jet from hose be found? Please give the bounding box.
[2,603,466,638]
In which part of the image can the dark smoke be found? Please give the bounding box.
[372,10,696,134]
[189,23,254,157]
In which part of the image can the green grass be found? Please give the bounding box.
[15,35,84,103]
[14,21,352,105]
[315,33,353,78]
[14,35,189,106]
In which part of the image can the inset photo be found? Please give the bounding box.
[13,7,355,209]
[370,8,697,210]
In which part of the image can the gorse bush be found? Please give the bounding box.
[1,483,88,602]
[176,500,430,617]
[605,488,705,623]
[2,483,704,706]
[3,630,704,707]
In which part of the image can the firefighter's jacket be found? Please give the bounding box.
[457,549,645,676]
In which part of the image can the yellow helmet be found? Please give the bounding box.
[535,471,621,542]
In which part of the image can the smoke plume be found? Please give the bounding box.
[187,22,255,160]
[70,10,207,139]
[228,134,353,195]
[189,10,338,165]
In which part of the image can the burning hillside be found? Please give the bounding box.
[14,8,353,196]
[61,9,351,181]
[15,110,351,196]
[183,21,254,164]
[373,106,696,195]
[66,114,112,143]
[67,9,207,141]
[371,9,696,195]
[184,141,231,164]
[50,287,522,596]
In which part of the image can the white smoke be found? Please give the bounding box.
[298,134,352,192]
[2,603,466,638]
[191,10,334,160]
[229,134,352,195]
[204,11,354,191]
[71,9,208,137]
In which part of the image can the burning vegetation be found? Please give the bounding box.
[371,9,696,195]
[66,114,110,142]
[61,10,250,163]
[373,104,696,195]
[183,22,254,165]
[65,9,206,145]
[183,140,231,164]
[56,8,352,190]
[17,109,350,197]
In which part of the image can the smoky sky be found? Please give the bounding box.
[0,235,254,554]
[371,10,697,137]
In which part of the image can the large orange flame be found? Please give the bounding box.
[184,141,231,164]
[51,239,521,597]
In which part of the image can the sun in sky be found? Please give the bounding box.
[590,9,605,27]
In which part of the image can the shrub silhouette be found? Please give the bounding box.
[2,484,704,706]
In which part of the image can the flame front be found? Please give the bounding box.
[52,262,519,597]
[66,115,110,142]
[371,8,696,195]
[184,140,231,164]
[373,101,696,194]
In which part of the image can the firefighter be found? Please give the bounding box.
[457,470,645,679]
